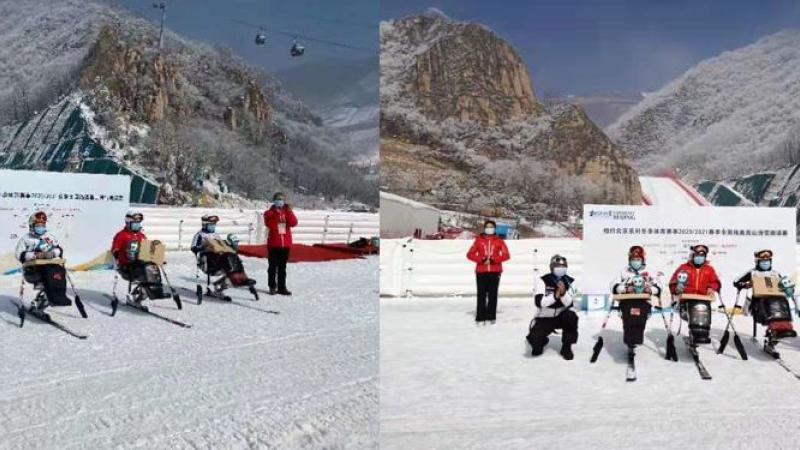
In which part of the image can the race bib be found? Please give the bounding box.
[278,223,287,235]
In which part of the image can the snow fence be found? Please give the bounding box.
[137,207,378,251]
[380,238,800,298]
[381,238,583,297]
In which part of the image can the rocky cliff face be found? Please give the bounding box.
[81,25,270,129]
[408,20,539,124]
[380,12,640,219]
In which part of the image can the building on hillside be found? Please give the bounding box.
[380,191,441,238]
[0,96,159,203]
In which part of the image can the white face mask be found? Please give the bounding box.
[484,227,495,235]
[553,267,567,278]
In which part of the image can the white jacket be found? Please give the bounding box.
[15,232,63,263]
[191,230,221,255]
[534,273,578,318]
[610,266,663,298]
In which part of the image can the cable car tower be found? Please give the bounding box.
[153,0,168,51]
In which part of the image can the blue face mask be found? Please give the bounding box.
[129,222,142,232]
[758,260,771,271]
[33,225,46,236]
[274,199,285,208]
[629,259,643,271]
[693,255,706,266]
[206,224,217,233]
[553,267,567,278]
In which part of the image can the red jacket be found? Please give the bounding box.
[466,234,510,273]
[669,262,721,297]
[264,206,298,248]
[111,228,147,267]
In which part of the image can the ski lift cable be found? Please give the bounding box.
[231,19,378,53]
[268,12,375,29]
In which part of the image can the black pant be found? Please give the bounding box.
[619,300,651,347]
[24,264,70,305]
[527,310,579,349]
[268,247,290,290]
[476,272,501,321]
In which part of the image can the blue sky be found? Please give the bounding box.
[381,0,800,96]
[118,0,378,73]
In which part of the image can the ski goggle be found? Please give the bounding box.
[202,215,220,225]
[125,213,144,223]
[550,255,567,267]
[754,249,773,260]
[690,245,709,255]
[628,245,645,259]
[31,211,48,224]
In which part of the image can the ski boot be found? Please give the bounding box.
[31,291,49,312]
[212,277,229,295]
[127,286,146,306]
[763,330,780,357]
[530,337,549,356]
[560,343,574,360]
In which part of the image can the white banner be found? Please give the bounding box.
[583,205,796,306]
[0,170,130,274]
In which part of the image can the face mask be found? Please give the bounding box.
[130,222,142,232]
[758,260,771,271]
[484,227,495,235]
[206,224,217,233]
[693,255,706,266]
[629,259,643,271]
[553,267,567,278]
[33,225,46,236]
[274,200,285,208]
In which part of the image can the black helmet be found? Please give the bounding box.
[549,254,568,270]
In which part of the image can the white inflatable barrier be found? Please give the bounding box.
[380,238,582,297]
[380,238,800,298]
[137,207,378,251]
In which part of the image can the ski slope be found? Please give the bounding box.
[381,297,800,450]
[639,176,706,206]
[0,253,378,450]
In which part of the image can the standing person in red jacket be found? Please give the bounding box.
[263,192,298,295]
[466,220,510,325]
[668,244,721,344]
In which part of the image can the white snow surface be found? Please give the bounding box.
[381,296,800,449]
[639,176,701,206]
[0,253,378,450]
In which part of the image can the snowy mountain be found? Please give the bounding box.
[380,11,640,221]
[607,30,800,181]
[0,0,376,207]
[275,56,379,165]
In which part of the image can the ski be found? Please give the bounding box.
[626,347,637,382]
[753,338,800,380]
[104,294,192,328]
[179,287,279,314]
[204,288,232,302]
[683,336,712,380]
[21,307,89,339]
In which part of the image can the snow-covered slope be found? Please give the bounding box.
[0,253,378,449]
[608,30,800,180]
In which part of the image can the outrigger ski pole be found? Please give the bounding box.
[64,271,88,319]
[716,290,748,360]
